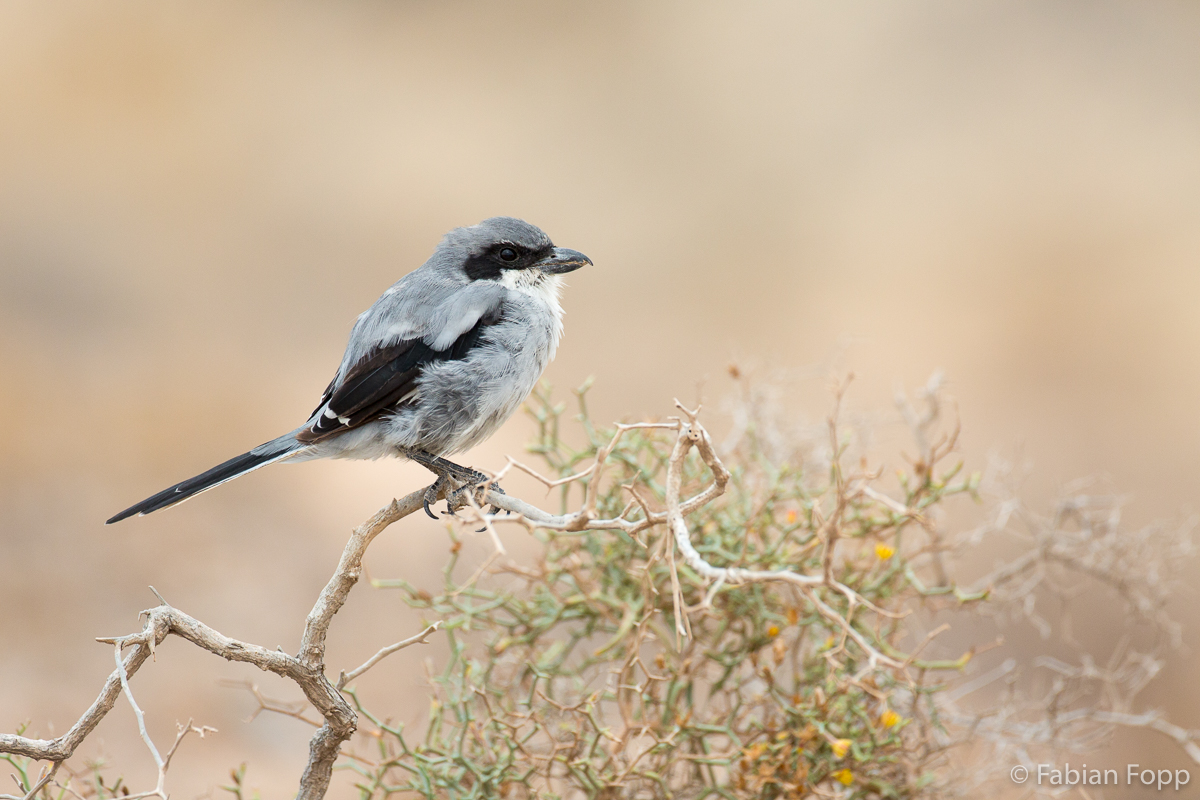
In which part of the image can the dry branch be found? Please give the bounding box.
[1,487,430,799]
[337,622,441,691]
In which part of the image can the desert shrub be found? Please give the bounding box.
[4,376,1194,800]
[346,379,983,799]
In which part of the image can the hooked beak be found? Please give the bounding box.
[535,247,592,275]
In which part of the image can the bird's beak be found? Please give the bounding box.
[535,247,592,274]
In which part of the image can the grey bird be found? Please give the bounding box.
[106,217,590,524]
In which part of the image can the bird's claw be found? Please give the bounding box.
[420,468,505,531]
[423,476,454,519]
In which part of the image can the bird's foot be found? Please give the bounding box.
[409,449,507,523]
[447,464,490,487]
[422,473,506,525]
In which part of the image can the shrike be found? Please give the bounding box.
[107,217,590,524]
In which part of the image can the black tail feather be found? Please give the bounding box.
[106,445,295,524]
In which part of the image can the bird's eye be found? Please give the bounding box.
[498,247,519,262]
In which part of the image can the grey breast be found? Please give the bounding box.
[380,288,559,456]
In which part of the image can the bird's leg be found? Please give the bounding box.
[405,448,487,484]
[405,449,505,518]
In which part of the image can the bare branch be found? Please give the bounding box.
[218,679,323,727]
[337,622,442,690]
[503,456,596,490]
[1089,711,1200,764]
[1,487,432,800]
[112,641,164,775]
[0,762,59,800]
[299,491,426,669]
[0,627,164,761]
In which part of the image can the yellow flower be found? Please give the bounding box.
[833,768,853,785]
[785,509,798,524]
[880,709,901,728]
[743,742,768,761]
[831,739,852,758]
[767,625,780,638]
[822,636,835,650]
[875,542,895,560]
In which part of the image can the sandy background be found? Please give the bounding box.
[2,2,1200,796]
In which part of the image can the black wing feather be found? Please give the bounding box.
[297,308,502,444]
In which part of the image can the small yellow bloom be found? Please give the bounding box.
[833,768,853,785]
[767,625,780,638]
[743,742,768,761]
[880,709,901,728]
[875,542,896,560]
[831,739,852,758]
[786,509,798,524]
[822,635,835,650]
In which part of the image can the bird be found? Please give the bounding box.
[106,217,590,524]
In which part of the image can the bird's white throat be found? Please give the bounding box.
[499,269,565,320]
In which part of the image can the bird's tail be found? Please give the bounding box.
[106,435,305,524]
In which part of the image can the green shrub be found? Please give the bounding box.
[349,380,982,799]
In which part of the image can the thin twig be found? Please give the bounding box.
[337,622,442,690]
[112,640,164,771]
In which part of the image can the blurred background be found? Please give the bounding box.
[2,1,1199,796]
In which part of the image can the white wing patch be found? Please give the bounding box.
[322,407,352,425]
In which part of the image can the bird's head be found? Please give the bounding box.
[442,217,591,284]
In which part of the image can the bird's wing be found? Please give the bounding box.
[297,282,506,444]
